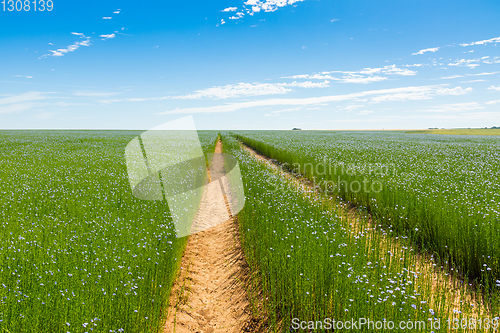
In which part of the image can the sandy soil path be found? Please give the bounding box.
[163,140,261,333]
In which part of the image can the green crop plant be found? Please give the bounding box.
[234,130,500,295]
[220,133,484,332]
[0,130,218,333]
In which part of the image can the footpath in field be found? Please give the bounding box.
[163,140,261,333]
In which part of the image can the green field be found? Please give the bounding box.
[234,131,500,285]
[1,130,500,332]
[0,130,218,333]
[406,128,500,136]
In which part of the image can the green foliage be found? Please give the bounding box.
[221,134,453,332]
[0,130,218,333]
[234,131,500,287]
[406,129,500,136]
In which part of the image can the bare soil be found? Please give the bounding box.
[163,141,262,333]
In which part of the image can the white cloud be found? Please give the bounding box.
[352,65,417,76]
[177,82,291,99]
[34,112,56,119]
[14,75,33,79]
[221,0,305,22]
[0,104,33,115]
[157,84,472,114]
[113,9,121,14]
[412,47,440,56]
[468,71,499,76]
[285,80,330,88]
[339,75,387,84]
[73,91,121,97]
[485,100,500,105]
[175,81,329,99]
[265,107,301,116]
[357,110,373,115]
[460,36,500,47]
[420,102,484,113]
[341,104,365,111]
[100,34,116,40]
[483,56,500,64]
[229,12,245,20]
[103,17,112,20]
[488,86,500,91]
[0,91,49,105]
[440,75,464,80]
[106,81,329,103]
[284,65,416,84]
[330,18,339,22]
[285,74,335,80]
[44,34,91,57]
[448,58,481,68]
[0,91,50,115]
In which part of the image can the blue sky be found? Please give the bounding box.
[1,0,500,130]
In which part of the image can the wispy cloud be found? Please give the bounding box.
[412,47,440,56]
[229,12,245,20]
[245,0,305,13]
[103,17,112,20]
[485,100,500,105]
[0,91,49,105]
[284,65,416,84]
[488,85,500,91]
[73,91,121,97]
[420,102,484,113]
[104,81,329,103]
[286,74,334,80]
[34,112,56,120]
[440,75,465,80]
[157,85,472,115]
[460,36,500,47]
[100,34,116,40]
[0,91,51,115]
[338,75,388,84]
[0,104,33,115]
[357,110,374,115]
[220,0,305,24]
[264,107,301,117]
[370,86,472,103]
[14,75,33,79]
[43,34,91,57]
[468,71,499,76]
[448,58,481,68]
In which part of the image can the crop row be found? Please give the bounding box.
[0,130,218,333]
[234,131,500,289]
[220,133,476,332]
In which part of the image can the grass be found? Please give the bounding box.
[0,130,218,333]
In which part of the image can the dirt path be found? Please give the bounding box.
[163,140,261,333]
